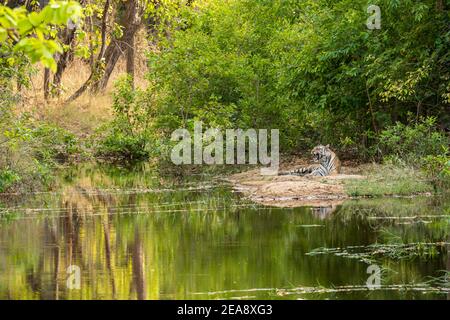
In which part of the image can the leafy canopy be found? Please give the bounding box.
[0,1,82,71]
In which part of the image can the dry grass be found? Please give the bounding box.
[16,29,150,136]
[18,61,113,137]
[17,59,147,137]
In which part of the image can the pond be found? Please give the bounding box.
[0,164,448,300]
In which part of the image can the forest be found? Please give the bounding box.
[0,0,449,301]
[0,0,449,193]
[0,0,449,194]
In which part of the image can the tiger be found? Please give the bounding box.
[279,145,341,177]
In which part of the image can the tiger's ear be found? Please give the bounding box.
[326,144,330,148]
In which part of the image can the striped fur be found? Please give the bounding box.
[279,145,341,177]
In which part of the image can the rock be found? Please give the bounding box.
[227,167,365,208]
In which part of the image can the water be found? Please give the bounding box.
[0,164,448,300]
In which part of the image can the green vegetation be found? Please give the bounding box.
[0,0,449,193]
[377,116,449,165]
[0,1,82,70]
[94,76,159,162]
[345,116,450,196]
[1,1,449,302]
[0,1,81,192]
[107,0,450,192]
[0,115,81,193]
[345,165,434,197]
[377,116,450,190]
[145,0,449,153]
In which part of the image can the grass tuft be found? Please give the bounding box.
[344,164,434,197]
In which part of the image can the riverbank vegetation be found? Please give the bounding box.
[0,0,449,194]
[344,165,434,197]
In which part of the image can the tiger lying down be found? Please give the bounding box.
[279,145,341,177]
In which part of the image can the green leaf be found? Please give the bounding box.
[0,28,6,42]
[17,18,33,35]
[28,12,43,27]
[2,8,18,27]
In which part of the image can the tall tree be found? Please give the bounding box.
[67,0,144,101]
[92,0,143,91]
[52,0,87,95]
[67,0,112,101]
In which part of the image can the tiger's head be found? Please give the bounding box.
[311,144,333,164]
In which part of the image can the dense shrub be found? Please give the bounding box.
[31,124,79,163]
[421,154,450,191]
[0,122,48,193]
[146,0,450,155]
[377,116,450,190]
[95,76,159,162]
[378,116,449,166]
[1,89,77,192]
[0,115,79,193]
[0,169,20,193]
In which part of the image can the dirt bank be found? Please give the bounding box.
[227,163,365,208]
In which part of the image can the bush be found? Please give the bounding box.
[0,111,76,193]
[0,139,53,194]
[31,124,79,163]
[377,116,450,191]
[378,116,449,167]
[95,76,159,162]
[422,153,450,191]
[0,169,21,193]
[96,130,151,162]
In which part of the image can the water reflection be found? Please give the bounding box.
[311,205,338,220]
[0,164,448,300]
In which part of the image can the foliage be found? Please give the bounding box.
[422,154,450,191]
[0,111,79,193]
[344,164,434,197]
[376,116,450,190]
[95,76,158,161]
[0,169,21,193]
[146,0,449,155]
[0,1,83,71]
[31,123,79,163]
[377,116,449,165]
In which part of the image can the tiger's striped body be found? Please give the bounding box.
[279,145,341,177]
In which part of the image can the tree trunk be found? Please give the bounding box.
[87,2,95,70]
[92,0,142,92]
[52,0,86,96]
[66,0,111,102]
[44,68,51,100]
[53,29,76,94]
[93,41,122,92]
[365,82,378,134]
[97,0,110,61]
[127,30,136,89]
